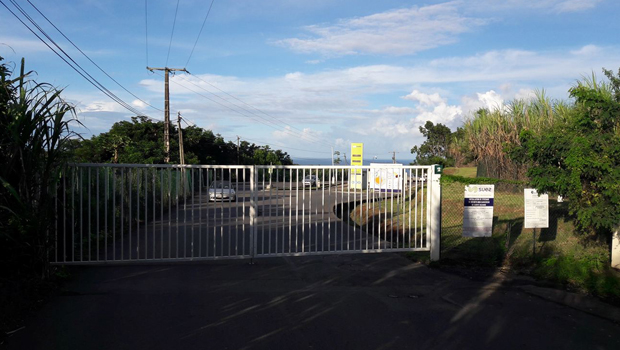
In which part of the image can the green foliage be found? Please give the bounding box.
[71,117,293,166]
[0,57,77,278]
[513,69,620,237]
[411,121,456,167]
[463,91,570,180]
[534,247,620,300]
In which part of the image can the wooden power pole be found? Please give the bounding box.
[236,136,241,165]
[177,112,185,166]
[390,151,399,164]
[146,66,188,163]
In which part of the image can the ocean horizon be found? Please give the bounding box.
[293,158,411,166]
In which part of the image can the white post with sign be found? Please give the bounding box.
[613,230,620,270]
[524,189,549,229]
[524,189,549,256]
[463,185,495,237]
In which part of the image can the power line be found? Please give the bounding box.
[155,71,328,147]
[25,0,163,113]
[165,0,181,67]
[187,72,333,146]
[2,0,155,120]
[144,0,149,67]
[185,0,215,68]
[176,74,308,140]
[176,73,331,146]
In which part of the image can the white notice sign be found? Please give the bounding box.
[524,189,549,228]
[463,185,495,237]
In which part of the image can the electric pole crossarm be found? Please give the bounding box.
[147,67,189,73]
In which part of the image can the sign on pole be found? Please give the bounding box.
[524,189,549,228]
[463,185,494,237]
[350,143,364,189]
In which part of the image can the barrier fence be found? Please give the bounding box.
[52,164,440,264]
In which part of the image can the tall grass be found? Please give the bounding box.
[461,91,571,180]
[0,57,78,278]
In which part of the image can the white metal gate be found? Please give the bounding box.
[51,164,440,264]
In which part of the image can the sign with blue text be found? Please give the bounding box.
[463,185,495,237]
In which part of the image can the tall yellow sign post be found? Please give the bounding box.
[350,143,364,190]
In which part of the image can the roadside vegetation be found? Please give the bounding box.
[0,56,77,336]
[405,69,620,303]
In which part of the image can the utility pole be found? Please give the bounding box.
[146,66,188,163]
[237,136,241,165]
[177,112,185,166]
[390,151,399,164]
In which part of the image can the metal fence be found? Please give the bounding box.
[440,178,572,267]
[52,164,440,264]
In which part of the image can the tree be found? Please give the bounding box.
[411,121,455,167]
[333,150,341,165]
[72,117,294,166]
[513,69,620,238]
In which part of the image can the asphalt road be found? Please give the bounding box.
[5,253,620,349]
[93,182,413,263]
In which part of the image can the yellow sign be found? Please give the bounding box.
[351,143,363,166]
[350,143,364,189]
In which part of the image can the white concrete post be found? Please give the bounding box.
[612,229,620,270]
[430,165,442,261]
[250,166,257,259]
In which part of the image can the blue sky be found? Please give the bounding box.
[1,0,619,163]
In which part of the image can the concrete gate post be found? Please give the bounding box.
[430,165,442,262]
[613,229,620,270]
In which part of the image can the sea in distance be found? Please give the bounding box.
[293,158,409,166]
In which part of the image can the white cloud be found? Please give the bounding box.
[472,0,603,13]
[402,90,445,106]
[0,37,48,54]
[550,0,602,12]
[461,90,504,114]
[275,2,487,56]
[272,125,326,144]
[131,99,147,108]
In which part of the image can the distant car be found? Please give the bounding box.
[208,181,236,202]
[303,175,317,187]
[410,174,427,185]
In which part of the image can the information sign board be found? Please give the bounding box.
[524,189,549,228]
[463,185,494,237]
[350,143,364,189]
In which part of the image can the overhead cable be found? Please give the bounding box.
[1,0,159,120]
[25,0,163,113]
[185,0,215,68]
[165,0,181,67]
[187,72,333,146]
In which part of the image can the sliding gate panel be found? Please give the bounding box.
[53,164,254,264]
[53,164,433,264]
[253,165,432,257]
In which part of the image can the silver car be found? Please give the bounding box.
[208,181,236,202]
[302,175,317,187]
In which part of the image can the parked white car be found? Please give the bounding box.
[302,175,317,187]
[208,181,236,202]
